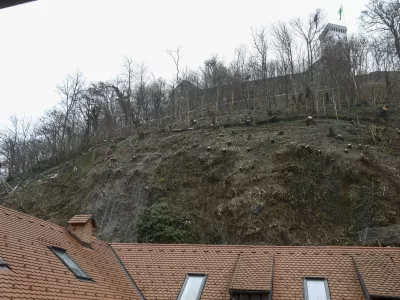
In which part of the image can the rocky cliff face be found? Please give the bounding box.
[2,118,400,246]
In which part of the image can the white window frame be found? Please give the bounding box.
[177,273,207,300]
[303,277,331,300]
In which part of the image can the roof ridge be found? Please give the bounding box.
[0,205,66,231]
[111,242,399,250]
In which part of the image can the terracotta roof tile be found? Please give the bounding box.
[4,205,400,300]
[354,254,400,298]
[67,214,96,227]
[229,253,273,292]
[112,244,400,300]
[0,206,141,299]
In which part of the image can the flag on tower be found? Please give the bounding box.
[338,4,343,21]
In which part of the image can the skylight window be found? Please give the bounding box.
[178,274,207,300]
[49,246,92,281]
[304,278,331,300]
[0,257,10,270]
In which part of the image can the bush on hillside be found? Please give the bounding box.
[137,201,196,244]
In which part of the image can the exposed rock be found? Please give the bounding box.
[254,203,264,215]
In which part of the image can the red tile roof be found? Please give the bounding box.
[0,206,141,300]
[68,214,96,227]
[229,253,273,293]
[354,254,400,298]
[112,243,400,300]
[3,205,400,300]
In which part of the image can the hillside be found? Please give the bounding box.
[2,116,400,246]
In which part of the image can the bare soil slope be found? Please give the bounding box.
[2,118,400,245]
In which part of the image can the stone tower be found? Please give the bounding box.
[319,23,348,53]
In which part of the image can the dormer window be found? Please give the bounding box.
[177,274,207,300]
[230,253,273,300]
[49,246,92,281]
[353,255,400,299]
[303,278,331,300]
[0,257,10,271]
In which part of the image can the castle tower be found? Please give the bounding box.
[319,23,348,53]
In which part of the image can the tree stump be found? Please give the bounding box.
[305,116,316,126]
[328,127,335,137]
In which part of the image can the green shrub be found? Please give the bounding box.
[137,201,196,244]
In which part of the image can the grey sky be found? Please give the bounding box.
[0,0,369,126]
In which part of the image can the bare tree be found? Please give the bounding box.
[57,71,85,154]
[167,46,183,85]
[230,45,249,108]
[149,76,166,126]
[135,62,149,122]
[361,0,400,61]
[167,46,183,120]
[201,55,231,113]
[272,21,297,79]
[369,35,399,101]
[90,82,117,138]
[271,21,298,113]
[112,57,137,127]
[251,26,268,81]
[0,116,19,177]
[290,9,326,112]
[79,85,101,147]
[38,108,64,158]
[0,116,37,177]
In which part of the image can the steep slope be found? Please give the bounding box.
[2,118,400,245]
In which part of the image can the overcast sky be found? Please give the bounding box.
[0,0,369,127]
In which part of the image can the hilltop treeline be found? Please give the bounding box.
[1,0,399,178]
